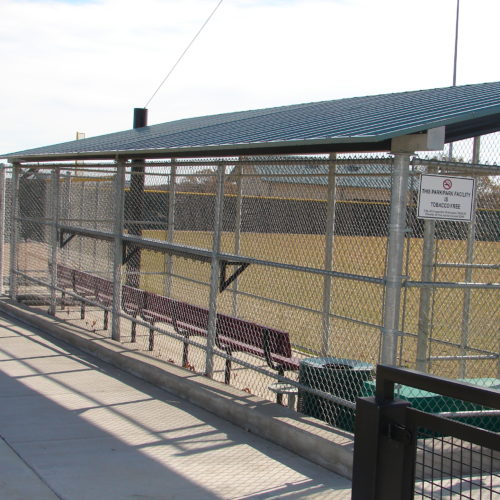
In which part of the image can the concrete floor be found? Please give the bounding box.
[0,312,352,499]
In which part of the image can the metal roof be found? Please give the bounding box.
[3,81,500,161]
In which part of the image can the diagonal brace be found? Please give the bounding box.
[122,243,141,265]
[59,230,76,248]
[219,261,250,292]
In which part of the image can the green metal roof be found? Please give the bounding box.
[3,81,500,161]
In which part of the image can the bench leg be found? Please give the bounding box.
[61,292,66,310]
[224,358,231,385]
[80,301,85,320]
[182,339,189,367]
[276,367,285,406]
[103,310,108,330]
[131,317,137,343]
[276,392,283,406]
[148,325,154,351]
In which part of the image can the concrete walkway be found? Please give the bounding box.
[0,312,352,499]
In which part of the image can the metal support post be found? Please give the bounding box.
[78,179,84,268]
[416,218,435,372]
[321,154,337,356]
[0,165,6,295]
[352,397,414,500]
[460,136,480,377]
[111,160,126,341]
[9,163,20,300]
[381,153,411,365]
[231,162,243,317]
[49,168,60,315]
[205,164,225,378]
[416,164,438,373]
[164,160,176,297]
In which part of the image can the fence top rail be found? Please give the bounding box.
[375,364,500,410]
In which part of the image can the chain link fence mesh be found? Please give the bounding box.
[1,131,498,436]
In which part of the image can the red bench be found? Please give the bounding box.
[122,285,146,342]
[56,264,74,309]
[56,265,300,404]
[139,292,300,388]
[56,264,112,329]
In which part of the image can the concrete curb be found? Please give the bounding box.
[0,298,354,479]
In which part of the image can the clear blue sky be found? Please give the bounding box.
[1,0,499,155]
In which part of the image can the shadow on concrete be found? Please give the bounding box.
[0,312,350,499]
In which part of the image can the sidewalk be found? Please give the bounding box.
[0,312,352,499]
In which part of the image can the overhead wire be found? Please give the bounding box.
[144,0,224,108]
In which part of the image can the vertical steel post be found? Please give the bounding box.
[416,165,438,372]
[416,218,435,372]
[9,163,20,300]
[78,179,85,268]
[321,154,337,356]
[381,153,411,365]
[63,171,71,224]
[49,167,60,315]
[126,108,148,288]
[164,160,177,297]
[205,164,225,378]
[0,165,6,295]
[93,177,99,267]
[111,160,126,342]
[459,136,480,377]
[231,161,243,317]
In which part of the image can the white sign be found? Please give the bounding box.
[417,174,475,222]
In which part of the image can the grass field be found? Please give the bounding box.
[137,230,499,380]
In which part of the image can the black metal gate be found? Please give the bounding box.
[352,365,500,499]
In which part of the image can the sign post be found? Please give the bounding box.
[417,174,475,222]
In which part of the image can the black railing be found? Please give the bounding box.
[352,365,500,499]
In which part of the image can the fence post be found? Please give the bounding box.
[352,396,414,499]
[0,165,6,295]
[205,164,225,378]
[381,153,411,365]
[416,163,438,373]
[49,167,60,315]
[164,159,176,297]
[459,136,480,378]
[321,154,337,356]
[232,161,243,317]
[9,162,20,300]
[111,159,126,342]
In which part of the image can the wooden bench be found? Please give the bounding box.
[57,264,112,329]
[55,265,300,405]
[94,276,113,330]
[122,285,146,343]
[138,291,300,401]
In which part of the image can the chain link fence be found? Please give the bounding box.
[1,132,498,434]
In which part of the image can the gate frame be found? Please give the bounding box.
[352,364,500,499]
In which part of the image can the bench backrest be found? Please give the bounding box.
[122,285,146,313]
[56,264,74,287]
[216,314,292,358]
[73,269,98,295]
[94,276,113,302]
[142,292,209,331]
[58,265,293,362]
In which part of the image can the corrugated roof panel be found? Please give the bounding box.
[3,81,500,160]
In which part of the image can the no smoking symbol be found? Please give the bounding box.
[443,179,452,190]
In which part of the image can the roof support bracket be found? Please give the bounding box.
[59,230,76,249]
[219,261,250,292]
[122,244,141,265]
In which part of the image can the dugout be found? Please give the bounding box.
[1,82,499,422]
